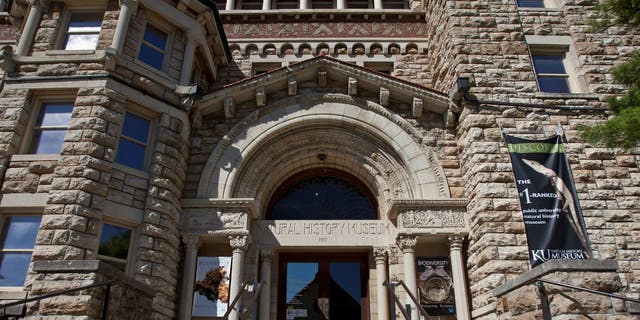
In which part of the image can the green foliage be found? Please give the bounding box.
[580,0,640,148]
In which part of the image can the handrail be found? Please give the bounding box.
[0,280,114,320]
[241,281,264,319]
[538,279,640,304]
[223,280,252,319]
[383,280,433,320]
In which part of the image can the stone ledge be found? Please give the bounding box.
[493,259,618,297]
[32,260,155,297]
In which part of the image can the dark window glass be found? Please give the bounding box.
[311,0,333,8]
[384,0,406,8]
[517,0,545,7]
[537,76,571,93]
[139,25,167,70]
[115,112,150,171]
[98,224,132,271]
[269,175,376,220]
[348,0,370,8]
[533,54,567,74]
[0,216,41,286]
[240,0,262,9]
[329,262,361,319]
[215,0,226,9]
[30,102,73,154]
[276,0,298,8]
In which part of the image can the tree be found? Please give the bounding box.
[579,0,640,149]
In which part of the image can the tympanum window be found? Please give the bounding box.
[268,170,377,220]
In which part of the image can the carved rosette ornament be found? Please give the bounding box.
[396,235,418,253]
[229,235,248,252]
[448,235,464,251]
[373,247,388,263]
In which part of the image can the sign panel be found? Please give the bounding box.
[192,256,232,317]
[254,220,389,247]
[505,134,591,267]
[416,256,455,316]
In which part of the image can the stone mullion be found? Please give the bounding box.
[135,113,189,320]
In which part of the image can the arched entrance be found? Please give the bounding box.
[181,92,469,320]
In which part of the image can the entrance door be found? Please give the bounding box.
[277,253,369,320]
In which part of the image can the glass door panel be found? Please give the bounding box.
[285,262,323,320]
[329,262,361,319]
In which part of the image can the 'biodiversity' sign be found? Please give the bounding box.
[505,134,591,267]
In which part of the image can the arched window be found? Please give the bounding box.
[267,169,377,220]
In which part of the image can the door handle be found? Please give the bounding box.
[317,298,329,320]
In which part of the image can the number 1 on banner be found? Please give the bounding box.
[522,188,532,204]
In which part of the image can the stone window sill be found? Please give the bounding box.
[112,163,150,180]
[534,92,600,100]
[10,154,60,162]
[44,49,96,56]
[517,7,561,12]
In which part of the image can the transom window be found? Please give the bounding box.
[139,24,168,70]
[240,0,262,9]
[98,223,132,272]
[0,216,41,287]
[115,112,151,171]
[268,170,377,220]
[63,12,103,50]
[347,0,370,8]
[275,0,299,9]
[311,0,334,8]
[30,101,73,154]
[532,54,570,93]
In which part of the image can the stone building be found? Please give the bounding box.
[0,0,638,319]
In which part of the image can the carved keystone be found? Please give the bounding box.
[256,86,265,107]
[348,77,357,96]
[318,71,327,87]
[224,97,234,119]
[380,87,390,106]
[412,97,423,118]
[288,77,297,96]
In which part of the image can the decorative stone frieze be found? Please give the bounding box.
[399,209,466,228]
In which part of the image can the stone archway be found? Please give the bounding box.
[197,93,450,216]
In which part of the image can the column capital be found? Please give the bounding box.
[27,0,48,8]
[119,0,138,7]
[448,235,464,250]
[260,248,273,262]
[396,235,418,253]
[229,235,248,251]
[183,235,201,248]
[373,247,388,262]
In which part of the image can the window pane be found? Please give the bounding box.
[1,216,41,249]
[384,0,406,8]
[98,224,132,261]
[0,252,32,286]
[538,76,571,93]
[533,55,566,74]
[65,34,100,50]
[348,0,369,8]
[311,1,333,8]
[142,25,167,50]
[122,113,150,143]
[139,44,164,70]
[276,0,299,8]
[115,139,146,170]
[31,130,67,154]
[67,13,103,31]
[517,0,545,7]
[37,102,73,127]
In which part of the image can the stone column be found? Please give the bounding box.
[373,247,390,320]
[449,236,471,320]
[300,0,310,9]
[374,0,383,9]
[229,235,248,320]
[258,248,273,320]
[397,235,419,320]
[16,0,47,56]
[226,0,235,10]
[180,35,197,85]
[178,236,200,320]
[262,0,271,10]
[111,0,138,53]
[336,0,346,9]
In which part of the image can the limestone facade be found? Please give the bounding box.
[0,0,637,319]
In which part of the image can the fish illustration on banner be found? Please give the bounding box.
[504,134,591,267]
